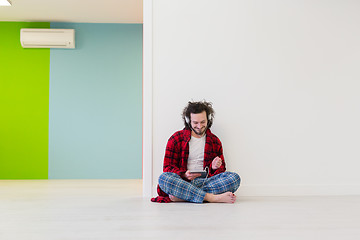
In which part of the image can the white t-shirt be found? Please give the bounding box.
[187,135,206,172]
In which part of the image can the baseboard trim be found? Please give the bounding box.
[237,184,360,196]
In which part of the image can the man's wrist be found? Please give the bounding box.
[180,171,187,179]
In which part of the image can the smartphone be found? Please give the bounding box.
[190,171,207,178]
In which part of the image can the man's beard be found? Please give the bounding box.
[193,127,206,136]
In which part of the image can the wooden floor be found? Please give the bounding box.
[1,180,360,240]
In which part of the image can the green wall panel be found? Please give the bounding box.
[0,22,50,179]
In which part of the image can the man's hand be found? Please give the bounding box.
[212,156,222,170]
[183,170,201,181]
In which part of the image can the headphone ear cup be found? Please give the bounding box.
[185,116,190,124]
[208,114,212,125]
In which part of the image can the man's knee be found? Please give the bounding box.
[159,172,178,180]
[226,172,241,192]
[158,172,178,190]
[232,172,241,184]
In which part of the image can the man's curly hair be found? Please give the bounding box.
[182,100,215,129]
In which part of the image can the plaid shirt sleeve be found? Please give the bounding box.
[205,133,226,177]
[163,131,187,176]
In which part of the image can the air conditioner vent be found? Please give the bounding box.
[20,28,75,49]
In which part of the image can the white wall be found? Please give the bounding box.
[151,0,360,196]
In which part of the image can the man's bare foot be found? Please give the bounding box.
[169,195,186,202]
[204,192,236,203]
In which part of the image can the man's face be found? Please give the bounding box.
[190,111,208,137]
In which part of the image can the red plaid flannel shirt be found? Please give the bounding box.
[151,128,226,203]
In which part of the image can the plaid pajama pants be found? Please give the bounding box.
[158,171,241,203]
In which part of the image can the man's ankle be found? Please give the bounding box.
[204,193,214,202]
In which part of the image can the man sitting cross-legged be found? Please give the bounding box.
[151,101,241,203]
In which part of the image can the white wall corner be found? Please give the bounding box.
[142,0,153,198]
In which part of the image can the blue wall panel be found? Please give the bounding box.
[49,23,142,179]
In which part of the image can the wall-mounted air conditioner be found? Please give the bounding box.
[20,28,75,49]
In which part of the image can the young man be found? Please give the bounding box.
[151,101,241,203]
